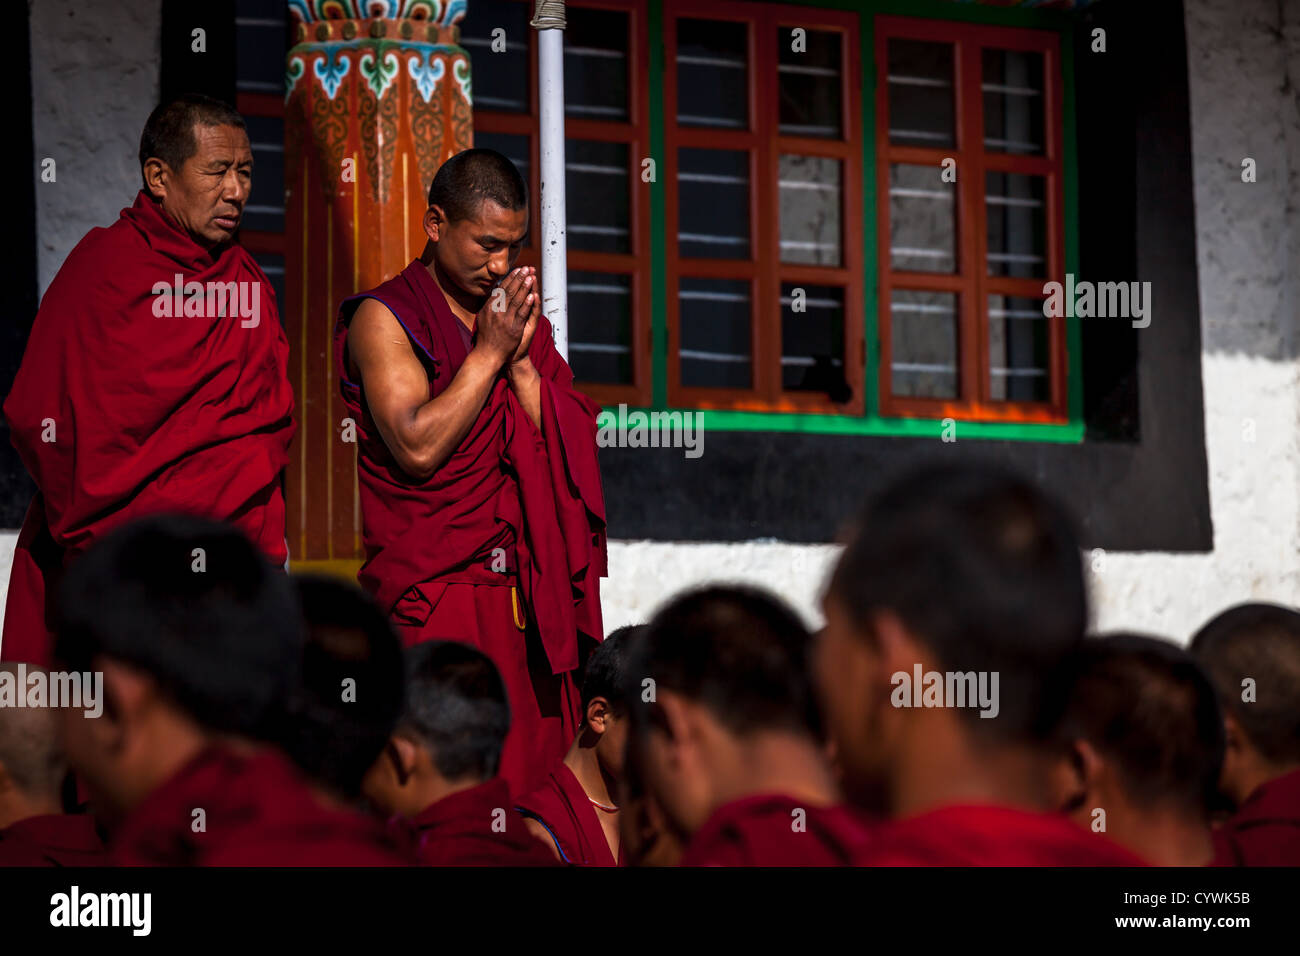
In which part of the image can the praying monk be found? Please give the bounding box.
[818,463,1145,866]
[336,148,607,796]
[1190,603,1300,865]
[626,586,873,866]
[0,663,106,866]
[515,625,642,865]
[53,515,407,866]
[1050,634,1222,866]
[361,641,558,866]
[2,94,294,666]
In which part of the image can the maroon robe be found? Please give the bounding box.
[334,260,607,795]
[853,804,1147,866]
[2,192,295,665]
[515,760,622,865]
[0,814,106,866]
[400,778,558,867]
[1212,768,1300,866]
[679,794,873,867]
[111,744,409,866]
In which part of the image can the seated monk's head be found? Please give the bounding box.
[139,93,251,250]
[624,586,832,844]
[1049,633,1223,865]
[819,462,1087,817]
[52,514,303,824]
[422,148,528,306]
[0,664,71,829]
[575,625,640,782]
[1190,603,1300,807]
[362,641,509,818]
[278,575,406,808]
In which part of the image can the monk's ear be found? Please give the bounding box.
[1050,739,1090,814]
[586,696,611,734]
[87,657,152,754]
[870,610,921,680]
[389,734,420,784]
[142,158,169,202]
[424,204,447,243]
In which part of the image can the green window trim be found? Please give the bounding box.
[638,0,1082,442]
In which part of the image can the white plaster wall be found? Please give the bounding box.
[31,0,161,295]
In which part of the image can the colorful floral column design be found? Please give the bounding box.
[284,0,473,563]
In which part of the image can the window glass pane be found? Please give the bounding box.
[678,148,749,259]
[889,163,955,273]
[462,0,531,112]
[890,289,958,398]
[778,27,841,138]
[986,172,1047,278]
[570,271,633,385]
[236,1,287,95]
[988,294,1050,402]
[680,277,752,388]
[781,283,846,398]
[566,8,629,121]
[251,252,286,327]
[472,130,530,183]
[887,39,955,148]
[983,49,1045,155]
[677,19,748,129]
[779,155,841,266]
[567,140,630,254]
[243,115,284,233]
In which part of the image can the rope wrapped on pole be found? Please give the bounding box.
[533,0,569,359]
[530,0,567,29]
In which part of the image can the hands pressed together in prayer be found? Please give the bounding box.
[478,266,543,427]
[476,266,540,374]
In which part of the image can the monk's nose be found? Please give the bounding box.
[222,167,250,205]
[487,248,512,278]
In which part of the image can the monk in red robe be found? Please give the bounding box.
[2,94,295,666]
[516,625,641,865]
[361,641,557,866]
[0,664,105,866]
[336,148,606,797]
[1190,603,1300,865]
[1049,634,1221,865]
[817,463,1143,866]
[53,515,407,866]
[626,586,871,866]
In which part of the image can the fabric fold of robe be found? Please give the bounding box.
[514,760,623,866]
[2,191,295,665]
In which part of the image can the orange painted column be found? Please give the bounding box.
[284,2,473,564]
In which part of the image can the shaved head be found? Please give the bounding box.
[0,664,66,802]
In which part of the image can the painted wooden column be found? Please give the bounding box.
[284,0,473,568]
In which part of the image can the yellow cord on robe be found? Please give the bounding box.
[511,586,527,630]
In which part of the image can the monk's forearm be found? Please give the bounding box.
[508,359,543,430]
[403,348,502,479]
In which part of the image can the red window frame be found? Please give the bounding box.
[663,0,864,415]
[469,0,653,409]
[876,16,1068,424]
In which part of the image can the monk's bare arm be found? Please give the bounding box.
[348,297,507,482]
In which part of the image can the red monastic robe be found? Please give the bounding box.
[398,777,558,867]
[1212,768,1300,866]
[679,794,873,867]
[335,260,607,796]
[515,761,623,866]
[2,192,295,665]
[0,814,106,866]
[111,745,409,866]
[853,804,1147,866]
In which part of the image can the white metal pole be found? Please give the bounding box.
[533,1,568,361]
